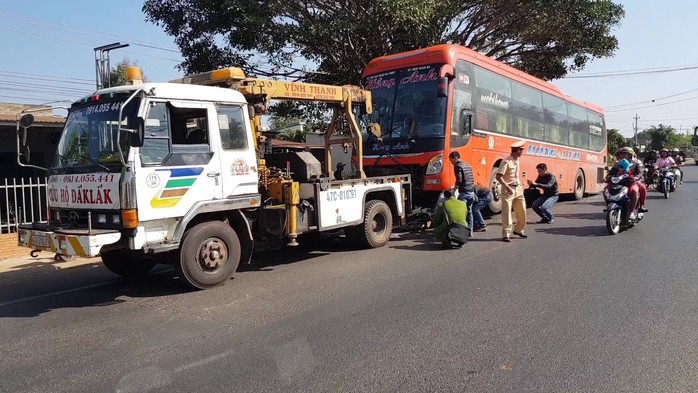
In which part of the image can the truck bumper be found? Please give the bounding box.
[17,226,121,257]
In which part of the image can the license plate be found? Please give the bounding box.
[31,234,50,248]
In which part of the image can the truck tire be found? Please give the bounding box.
[101,251,157,277]
[355,200,393,248]
[177,221,240,290]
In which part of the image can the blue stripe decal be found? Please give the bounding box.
[156,167,204,177]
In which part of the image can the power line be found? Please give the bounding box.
[566,64,698,79]
[0,10,180,53]
[0,73,94,87]
[0,26,181,63]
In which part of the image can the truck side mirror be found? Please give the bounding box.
[23,145,31,162]
[124,117,145,147]
[19,113,34,146]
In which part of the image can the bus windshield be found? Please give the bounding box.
[363,65,447,155]
[54,96,140,172]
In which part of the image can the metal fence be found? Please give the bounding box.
[1,177,48,234]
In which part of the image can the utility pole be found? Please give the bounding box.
[633,114,639,147]
[94,42,130,90]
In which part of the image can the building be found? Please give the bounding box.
[0,103,65,179]
[0,103,65,241]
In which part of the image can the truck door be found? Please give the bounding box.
[215,104,259,198]
[137,100,223,222]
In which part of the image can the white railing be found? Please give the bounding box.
[1,177,48,234]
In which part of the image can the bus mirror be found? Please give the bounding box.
[460,111,473,135]
[369,123,381,139]
[437,77,449,98]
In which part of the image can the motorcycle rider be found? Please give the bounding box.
[672,148,684,185]
[643,150,658,185]
[655,149,680,188]
[643,150,658,167]
[607,158,637,222]
[609,147,647,214]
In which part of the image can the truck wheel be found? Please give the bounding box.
[356,200,393,248]
[177,221,240,289]
[573,169,585,200]
[101,251,157,277]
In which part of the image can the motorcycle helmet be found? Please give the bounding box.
[615,146,635,158]
[618,158,631,173]
[660,149,669,158]
[673,148,680,153]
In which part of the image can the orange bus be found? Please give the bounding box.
[361,44,607,213]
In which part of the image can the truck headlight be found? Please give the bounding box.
[425,154,443,175]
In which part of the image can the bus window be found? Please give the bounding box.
[512,82,544,140]
[473,65,512,134]
[451,60,473,148]
[543,94,568,145]
[567,103,589,149]
[588,110,606,152]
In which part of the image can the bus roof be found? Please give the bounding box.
[363,44,604,114]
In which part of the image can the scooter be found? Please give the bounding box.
[604,174,643,235]
[656,166,676,199]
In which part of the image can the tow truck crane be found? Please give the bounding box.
[16,67,411,289]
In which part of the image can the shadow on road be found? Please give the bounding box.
[533,224,607,237]
[554,212,600,221]
[0,266,195,318]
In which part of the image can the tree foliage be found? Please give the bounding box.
[606,128,627,156]
[108,58,146,87]
[142,0,624,84]
[643,124,682,151]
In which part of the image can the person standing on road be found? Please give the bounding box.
[471,185,493,232]
[527,163,559,224]
[496,141,527,242]
[448,151,476,232]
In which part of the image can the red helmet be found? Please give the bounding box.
[660,149,669,158]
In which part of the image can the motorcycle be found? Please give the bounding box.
[656,166,676,199]
[604,173,643,235]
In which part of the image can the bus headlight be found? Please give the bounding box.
[425,154,444,175]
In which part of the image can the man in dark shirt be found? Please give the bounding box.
[526,163,559,224]
[448,151,476,231]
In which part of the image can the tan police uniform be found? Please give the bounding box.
[497,142,527,238]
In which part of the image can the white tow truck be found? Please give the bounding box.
[17,67,411,289]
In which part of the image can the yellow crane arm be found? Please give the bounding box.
[172,67,375,179]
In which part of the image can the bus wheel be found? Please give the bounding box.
[573,169,585,200]
[177,221,240,290]
[488,166,502,214]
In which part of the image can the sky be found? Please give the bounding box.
[1,1,696,140]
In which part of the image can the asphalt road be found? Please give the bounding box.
[1,166,697,393]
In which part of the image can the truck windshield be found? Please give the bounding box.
[54,97,140,171]
[363,65,447,155]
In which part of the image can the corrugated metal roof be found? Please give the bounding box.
[0,114,65,124]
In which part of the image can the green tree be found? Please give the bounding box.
[142,0,624,83]
[607,128,627,157]
[108,58,146,87]
[645,124,683,151]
